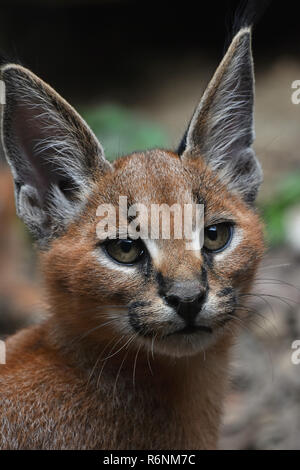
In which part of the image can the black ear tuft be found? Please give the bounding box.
[226,0,271,47]
[0,52,23,68]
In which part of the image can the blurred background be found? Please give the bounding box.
[0,0,300,449]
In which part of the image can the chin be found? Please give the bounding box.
[142,329,219,358]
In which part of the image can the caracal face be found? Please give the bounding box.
[42,149,264,358]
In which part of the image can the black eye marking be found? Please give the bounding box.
[217,287,234,297]
[202,249,214,270]
[155,271,168,294]
[201,266,208,285]
[141,253,153,279]
[192,191,206,207]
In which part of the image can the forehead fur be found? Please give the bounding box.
[111,150,191,206]
[88,148,258,222]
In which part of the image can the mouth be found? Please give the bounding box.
[134,320,218,358]
[166,324,213,336]
[142,322,217,358]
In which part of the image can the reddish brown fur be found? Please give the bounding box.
[0,150,264,449]
[0,27,265,449]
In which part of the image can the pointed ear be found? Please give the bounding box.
[180,28,262,203]
[0,64,112,243]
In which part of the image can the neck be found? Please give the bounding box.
[45,314,233,449]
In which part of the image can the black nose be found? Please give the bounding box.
[165,291,206,323]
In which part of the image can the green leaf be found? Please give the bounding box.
[81,104,170,161]
[260,172,300,246]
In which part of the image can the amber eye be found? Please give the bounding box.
[104,239,145,264]
[204,223,233,253]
